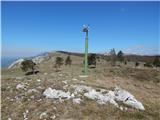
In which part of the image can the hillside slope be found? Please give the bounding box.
[1,51,160,120]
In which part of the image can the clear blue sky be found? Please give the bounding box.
[2,1,160,57]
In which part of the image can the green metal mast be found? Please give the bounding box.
[84,31,88,75]
[83,25,89,75]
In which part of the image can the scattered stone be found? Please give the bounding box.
[37,86,43,89]
[16,84,26,90]
[16,77,23,80]
[62,80,67,84]
[124,107,128,111]
[30,95,34,99]
[58,74,63,77]
[73,98,82,104]
[37,99,42,102]
[79,75,88,78]
[80,80,84,83]
[23,110,29,120]
[37,79,41,82]
[63,85,68,90]
[72,78,78,81]
[27,89,38,93]
[44,73,48,75]
[7,86,11,89]
[120,106,123,111]
[53,107,57,110]
[6,97,10,100]
[71,93,75,98]
[39,112,47,119]
[59,97,64,103]
[50,115,56,119]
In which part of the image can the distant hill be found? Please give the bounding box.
[1,57,20,68]
[3,50,159,69]
[57,51,159,63]
[1,52,49,69]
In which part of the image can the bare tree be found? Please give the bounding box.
[109,48,116,66]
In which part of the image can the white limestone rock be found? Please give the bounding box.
[43,87,71,99]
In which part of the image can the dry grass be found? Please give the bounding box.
[1,52,160,120]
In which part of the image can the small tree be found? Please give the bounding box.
[55,57,63,70]
[153,56,160,67]
[65,56,72,66]
[124,61,127,65]
[117,50,124,62]
[135,62,139,67]
[109,48,116,66]
[21,59,36,74]
[88,54,96,68]
[144,62,153,67]
[96,56,100,62]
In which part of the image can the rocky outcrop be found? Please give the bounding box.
[43,85,145,111]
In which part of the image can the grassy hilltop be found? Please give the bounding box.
[1,51,160,120]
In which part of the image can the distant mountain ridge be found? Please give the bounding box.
[7,52,50,69]
[1,52,49,69]
[1,57,20,68]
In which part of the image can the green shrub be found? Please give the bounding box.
[117,50,124,62]
[55,57,64,69]
[124,61,127,65]
[88,54,96,68]
[144,62,153,67]
[65,56,72,66]
[135,62,139,67]
[21,59,36,74]
[153,56,160,67]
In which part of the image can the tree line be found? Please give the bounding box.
[20,50,160,75]
[108,48,160,68]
